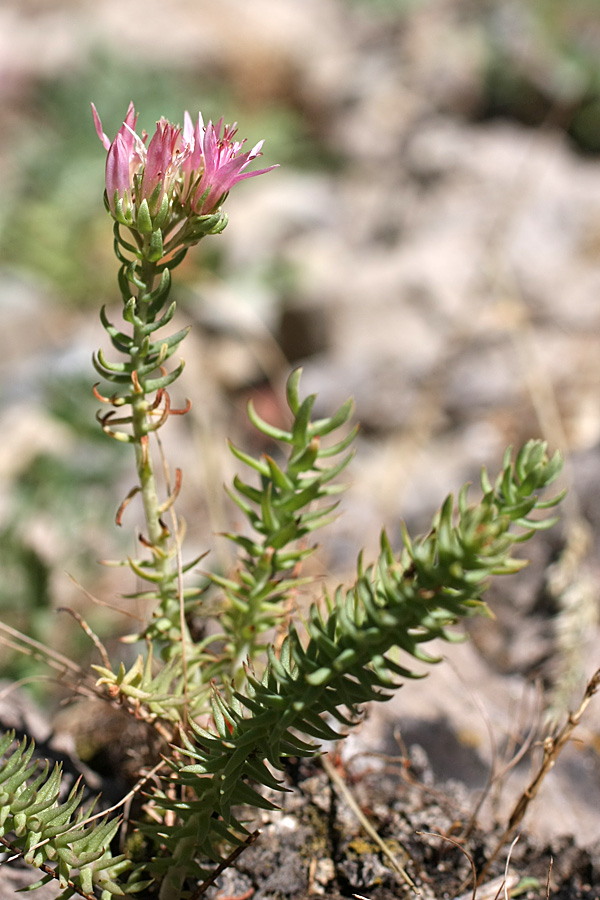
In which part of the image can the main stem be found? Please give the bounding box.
[129,256,189,647]
[132,260,163,542]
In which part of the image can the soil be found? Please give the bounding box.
[220,753,600,900]
[2,659,600,900]
[2,719,599,900]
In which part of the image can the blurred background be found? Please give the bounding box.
[1,0,600,839]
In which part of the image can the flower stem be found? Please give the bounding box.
[128,255,190,649]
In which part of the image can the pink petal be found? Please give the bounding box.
[105,133,130,211]
[183,111,194,146]
[91,102,111,150]
[123,102,137,130]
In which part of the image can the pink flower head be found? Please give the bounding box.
[92,102,277,237]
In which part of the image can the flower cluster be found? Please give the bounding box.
[92,102,277,247]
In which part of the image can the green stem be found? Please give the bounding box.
[132,261,165,544]
[127,255,191,649]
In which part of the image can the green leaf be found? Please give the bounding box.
[246,401,291,443]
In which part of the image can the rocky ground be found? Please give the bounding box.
[2,0,600,897]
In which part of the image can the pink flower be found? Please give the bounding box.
[142,118,190,215]
[187,116,277,215]
[92,102,144,218]
[92,102,277,235]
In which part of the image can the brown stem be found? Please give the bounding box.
[479,667,600,884]
[0,835,95,900]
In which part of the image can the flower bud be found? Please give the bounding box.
[136,199,153,235]
[185,211,228,242]
[153,192,171,232]
[147,229,164,263]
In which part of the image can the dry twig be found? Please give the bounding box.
[480,668,600,883]
[189,830,261,900]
